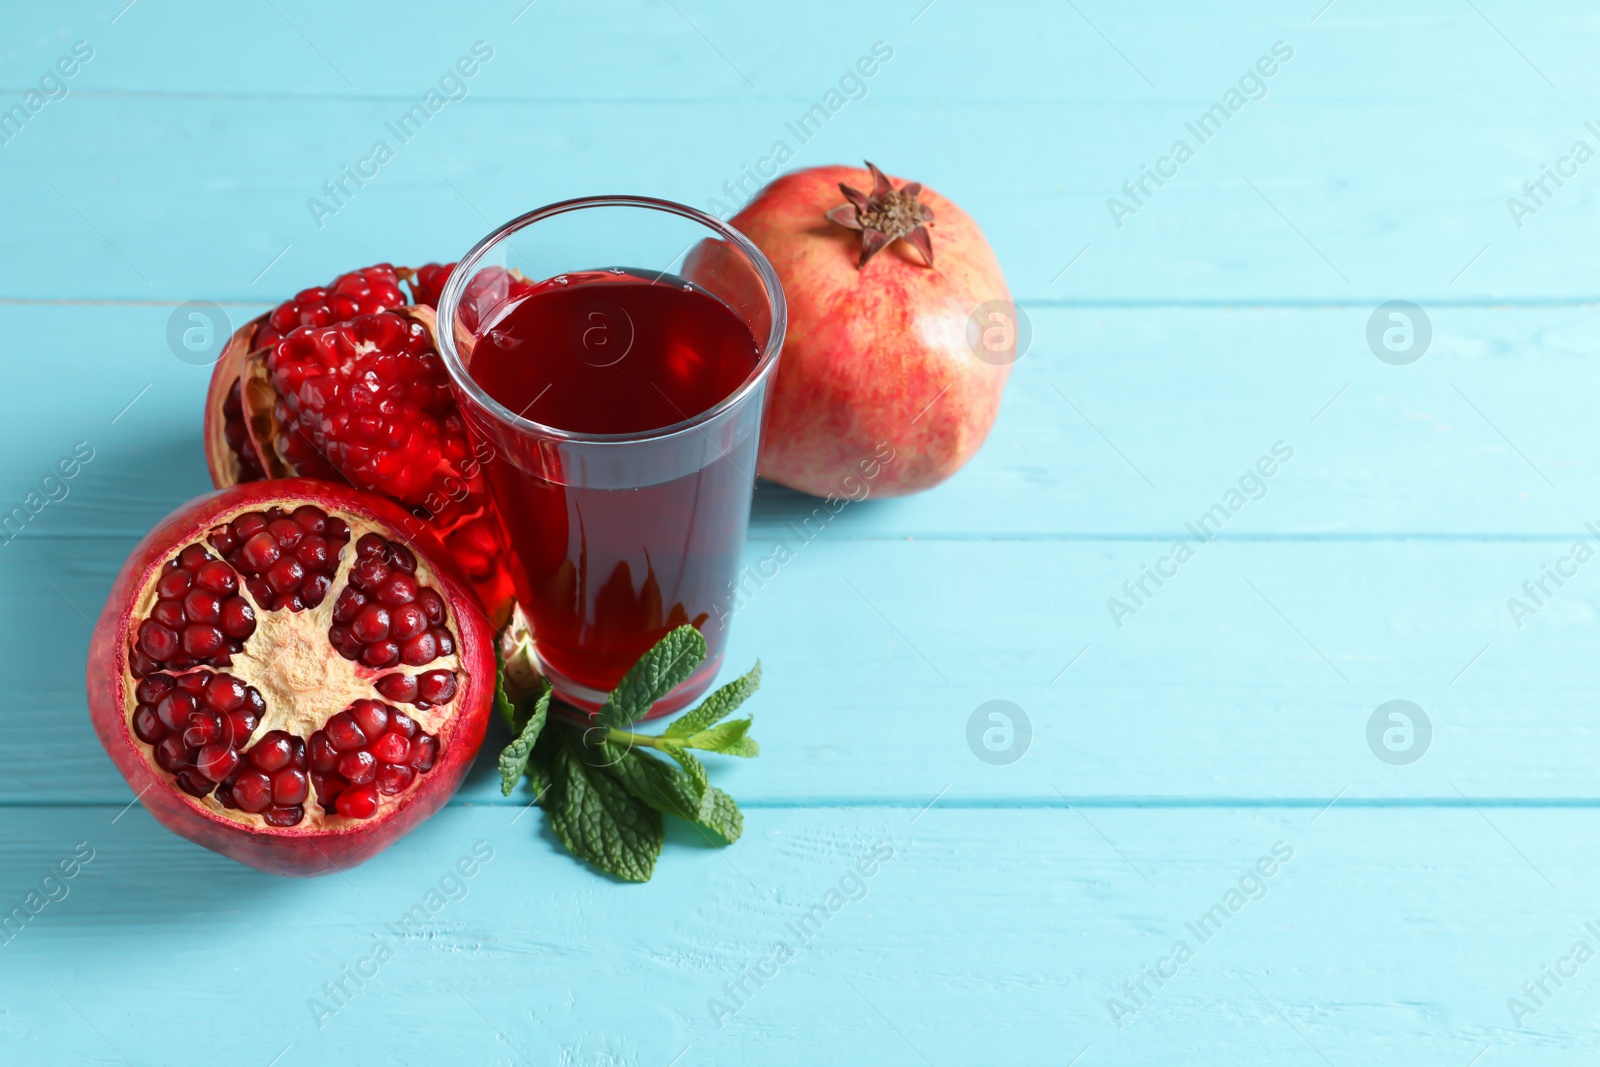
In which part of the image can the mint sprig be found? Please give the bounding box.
[497,624,761,881]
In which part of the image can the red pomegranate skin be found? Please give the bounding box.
[86,480,493,877]
[729,165,1014,497]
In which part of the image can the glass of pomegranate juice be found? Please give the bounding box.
[435,196,786,717]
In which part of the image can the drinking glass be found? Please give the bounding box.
[435,196,786,716]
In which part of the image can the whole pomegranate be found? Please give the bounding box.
[86,479,494,876]
[203,263,516,625]
[725,162,1014,497]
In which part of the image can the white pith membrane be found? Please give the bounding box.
[121,501,466,830]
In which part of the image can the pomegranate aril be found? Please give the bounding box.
[389,712,417,738]
[176,672,208,695]
[157,569,191,599]
[212,505,347,612]
[271,768,309,806]
[312,771,343,806]
[296,535,329,567]
[388,545,417,573]
[351,700,389,738]
[292,505,326,531]
[194,560,237,595]
[333,589,365,623]
[150,601,186,629]
[336,784,379,819]
[309,733,340,771]
[220,597,255,639]
[196,743,240,783]
[338,750,377,784]
[156,692,198,732]
[267,518,303,548]
[181,625,225,658]
[265,558,305,595]
[154,736,189,773]
[176,769,214,798]
[362,641,401,669]
[135,675,174,703]
[324,713,367,752]
[377,573,418,606]
[370,732,410,765]
[204,674,247,712]
[410,735,438,772]
[400,632,437,666]
[417,670,456,705]
[139,621,179,661]
[262,805,304,827]
[132,706,163,744]
[234,513,268,540]
[233,770,273,813]
[179,544,209,570]
[183,590,221,624]
[182,712,222,747]
[376,764,414,795]
[352,558,387,590]
[389,603,427,641]
[419,589,446,624]
[241,531,280,570]
[352,604,391,642]
[248,731,295,772]
[356,532,386,558]
[226,709,259,745]
[375,673,418,703]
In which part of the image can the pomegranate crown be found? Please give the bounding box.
[826,161,936,269]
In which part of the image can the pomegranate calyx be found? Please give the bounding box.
[825,160,936,269]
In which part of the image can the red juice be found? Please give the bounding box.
[467,269,762,708]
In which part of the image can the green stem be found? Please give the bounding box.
[602,727,679,751]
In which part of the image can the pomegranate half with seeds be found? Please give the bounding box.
[202,263,516,626]
[87,479,493,876]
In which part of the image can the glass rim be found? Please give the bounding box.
[434,194,787,446]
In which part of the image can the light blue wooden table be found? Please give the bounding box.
[5,2,1598,1063]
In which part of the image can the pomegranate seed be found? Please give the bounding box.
[157,569,191,599]
[389,603,427,641]
[176,673,208,694]
[135,675,174,703]
[151,600,186,629]
[267,518,303,548]
[195,743,240,783]
[233,513,268,540]
[156,692,197,732]
[214,781,237,808]
[418,589,446,623]
[132,706,163,743]
[265,558,305,595]
[194,560,237,595]
[433,629,455,657]
[409,735,438,771]
[376,764,414,795]
[182,713,222,748]
[351,604,391,642]
[312,771,343,806]
[248,731,295,772]
[240,531,280,569]
[336,784,379,819]
[271,769,309,806]
[352,558,388,590]
[309,734,339,772]
[375,673,418,703]
[181,625,225,658]
[292,505,326,531]
[338,750,377,784]
[296,535,329,567]
[389,712,417,737]
[333,589,365,623]
[417,670,456,705]
[263,805,305,827]
[139,621,179,661]
[220,597,256,639]
[370,732,411,765]
[154,736,189,773]
[324,713,367,752]
[376,574,418,606]
[233,770,272,813]
[362,641,401,669]
[399,633,438,666]
[176,769,214,797]
[182,590,221,624]
[204,674,247,712]
[388,545,417,573]
[226,709,259,745]
[179,544,210,570]
[356,533,386,558]
[351,700,389,738]
[302,573,332,607]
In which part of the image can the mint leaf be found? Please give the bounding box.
[658,742,710,818]
[545,734,662,882]
[682,717,756,756]
[597,625,706,730]
[664,660,761,738]
[607,747,743,845]
[497,680,551,796]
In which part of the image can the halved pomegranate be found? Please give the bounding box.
[202,263,517,626]
[87,480,494,876]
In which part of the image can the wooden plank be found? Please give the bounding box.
[0,804,1589,1064]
